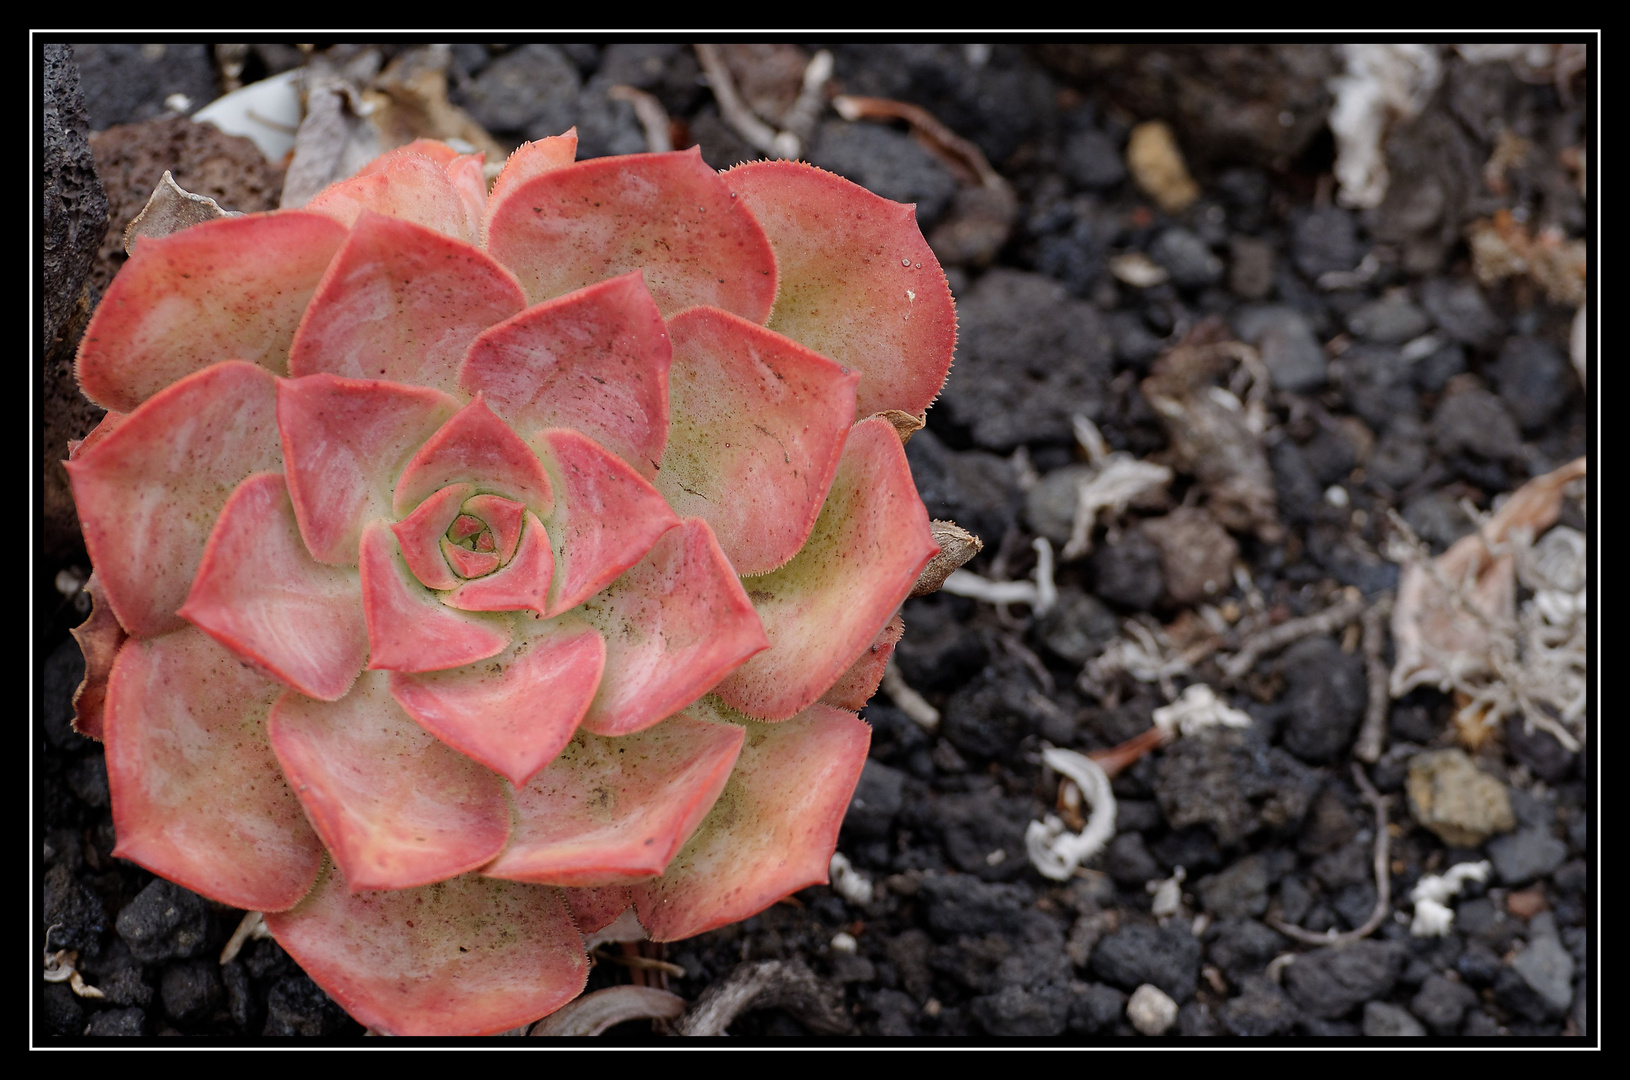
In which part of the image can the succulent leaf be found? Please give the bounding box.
[577,519,769,737]
[819,612,905,711]
[393,394,554,519]
[268,671,511,891]
[279,373,461,566]
[288,211,524,394]
[632,703,870,941]
[562,884,634,934]
[389,618,605,789]
[461,271,672,480]
[358,522,512,672]
[532,427,681,616]
[304,148,474,242]
[68,361,283,637]
[441,511,555,615]
[714,417,939,719]
[728,160,957,419]
[658,307,858,576]
[265,863,588,1037]
[75,212,347,412]
[104,628,325,910]
[179,472,368,701]
[485,147,778,320]
[484,713,744,886]
[484,131,579,237]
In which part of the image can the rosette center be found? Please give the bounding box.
[439,493,526,580]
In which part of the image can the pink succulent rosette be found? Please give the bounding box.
[65,134,955,1035]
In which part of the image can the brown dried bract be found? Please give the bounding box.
[69,573,126,741]
[911,520,982,597]
[1141,319,1281,542]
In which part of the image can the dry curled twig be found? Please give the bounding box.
[674,958,851,1036]
[530,986,687,1036]
[1269,762,1391,946]
[1219,588,1368,682]
[1353,594,1394,763]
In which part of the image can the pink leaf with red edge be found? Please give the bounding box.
[820,612,905,711]
[728,160,957,419]
[359,522,511,672]
[359,139,462,173]
[464,494,525,562]
[75,212,346,413]
[103,628,324,911]
[633,703,870,941]
[443,541,503,579]
[391,483,474,590]
[304,150,474,242]
[446,153,489,241]
[394,395,553,519]
[180,473,368,701]
[484,713,744,887]
[265,863,587,1036]
[443,512,555,614]
[563,885,633,935]
[389,618,605,789]
[278,374,460,566]
[460,272,672,480]
[287,212,524,395]
[533,428,680,616]
[715,418,938,720]
[67,362,282,638]
[657,307,859,576]
[66,410,125,460]
[69,574,127,741]
[576,519,768,737]
[268,671,510,891]
[485,147,778,321]
[485,131,579,236]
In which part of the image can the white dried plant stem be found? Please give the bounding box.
[695,44,800,159]
[607,85,673,153]
[1409,861,1490,936]
[1151,683,1253,740]
[219,909,270,965]
[584,907,648,952]
[881,657,940,732]
[828,852,874,906]
[530,985,687,1036]
[1026,747,1117,881]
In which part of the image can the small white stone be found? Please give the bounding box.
[830,932,858,954]
[1127,983,1178,1036]
[1325,485,1350,508]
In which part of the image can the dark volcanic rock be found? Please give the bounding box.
[116,879,210,965]
[1153,728,1320,846]
[1491,337,1572,431]
[1089,923,1202,1002]
[810,120,959,229]
[44,863,106,956]
[263,973,355,1036]
[904,429,1019,555]
[1282,940,1405,1019]
[1278,636,1367,764]
[918,874,1035,939]
[936,269,1114,451]
[1219,975,1300,1036]
[845,760,906,840]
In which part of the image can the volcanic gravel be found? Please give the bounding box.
[39,41,1592,1040]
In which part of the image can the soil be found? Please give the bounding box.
[39,41,1593,1041]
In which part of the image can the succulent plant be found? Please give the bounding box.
[64,133,957,1035]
